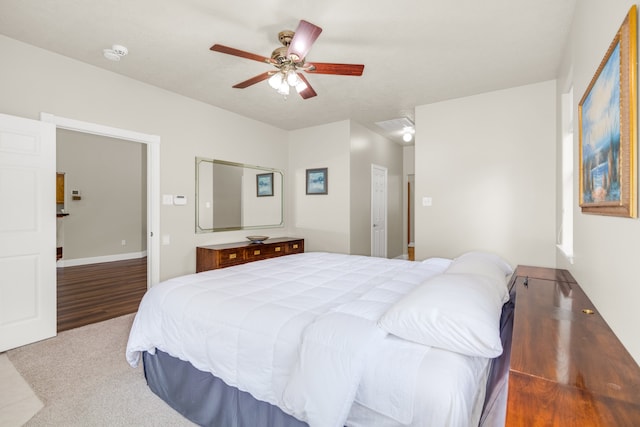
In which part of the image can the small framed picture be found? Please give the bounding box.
[306,168,328,195]
[256,172,274,197]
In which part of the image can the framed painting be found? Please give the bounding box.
[256,172,274,197]
[578,5,637,218]
[306,168,328,195]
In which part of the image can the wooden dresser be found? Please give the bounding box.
[504,265,640,426]
[196,237,304,272]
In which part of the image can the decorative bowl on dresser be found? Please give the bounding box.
[196,237,304,272]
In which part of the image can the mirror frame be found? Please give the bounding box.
[195,157,284,233]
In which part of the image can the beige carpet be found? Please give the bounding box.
[6,314,195,426]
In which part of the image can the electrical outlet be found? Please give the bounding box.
[121,240,126,246]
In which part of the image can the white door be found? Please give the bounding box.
[40,113,160,287]
[371,164,387,258]
[0,113,56,352]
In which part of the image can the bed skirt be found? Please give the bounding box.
[143,349,308,427]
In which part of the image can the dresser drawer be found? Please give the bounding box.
[247,243,287,260]
[286,240,304,254]
[245,245,268,261]
[270,243,287,256]
[217,248,245,267]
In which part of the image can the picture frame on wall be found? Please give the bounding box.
[306,168,328,195]
[256,172,274,197]
[578,5,637,218]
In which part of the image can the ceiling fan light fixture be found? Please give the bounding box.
[268,73,283,90]
[210,19,362,100]
[286,70,300,86]
[277,81,290,96]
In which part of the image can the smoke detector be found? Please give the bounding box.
[103,44,128,61]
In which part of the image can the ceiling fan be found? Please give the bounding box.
[210,20,364,99]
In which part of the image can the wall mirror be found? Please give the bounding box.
[196,157,284,232]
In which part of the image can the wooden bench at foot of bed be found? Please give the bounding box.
[498,266,640,426]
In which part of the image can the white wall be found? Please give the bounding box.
[556,0,640,364]
[349,122,404,257]
[0,35,289,280]
[414,80,557,267]
[288,121,351,253]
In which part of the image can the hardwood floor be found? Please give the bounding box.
[57,257,147,332]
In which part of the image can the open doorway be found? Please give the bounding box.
[41,113,160,330]
[56,129,147,330]
[56,129,146,265]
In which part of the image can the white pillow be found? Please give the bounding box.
[378,273,504,358]
[445,252,512,303]
[451,251,513,275]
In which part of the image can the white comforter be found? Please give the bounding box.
[126,252,486,427]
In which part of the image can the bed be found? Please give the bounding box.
[126,251,514,427]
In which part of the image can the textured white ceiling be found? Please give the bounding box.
[0,0,576,144]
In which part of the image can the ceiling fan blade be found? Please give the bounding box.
[296,74,317,99]
[210,44,270,63]
[232,72,272,89]
[305,62,365,76]
[287,20,323,61]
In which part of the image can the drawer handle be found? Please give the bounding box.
[293,244,298,249]
[254,250,261,255]
[228,253,237,260]
[275,246,282,252]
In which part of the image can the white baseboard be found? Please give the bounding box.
[57,251,147,267]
